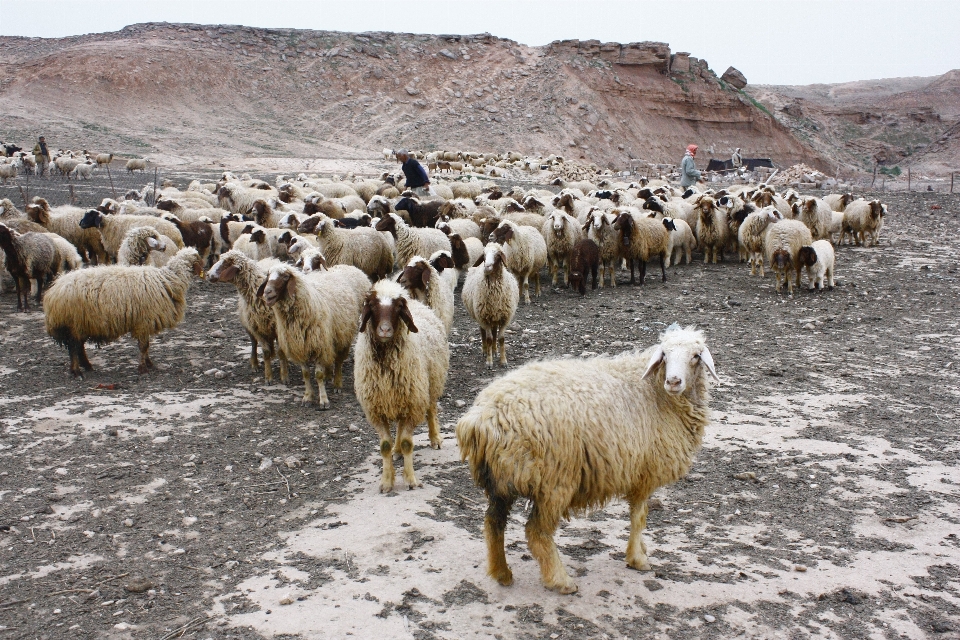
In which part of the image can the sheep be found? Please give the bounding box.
[447,233,484,285]
[365,195,393,219]
[208,251,289,384]
[278,211,309,230]
[642,195,696,230]
[584,209,619,288]
[44,248,202,376]
[456,324,719,593]
[841,199,885,247]
[541,211,583,287]
[436,216,482,241]
[117,226,168,266]
[0,162,17,184]
[612,210,668,285]
[218,183,276,216]
[69,162,95,180]
[354,280,450,492]
[298,214,394,280]
[24,199,106,265]
[661,217,695,267]
[258,263,370,408]
[95,153,113,167]
[752,189,793,219]
[798,240,836,291]
[823,193,855,212]
[44,234,83,273]
[125,158,147,173]
[694,196,729,263]
[450,182,482,199]
[375,213,451,271]
[737,207,782,276]
[0,198,24,220]
[567,238,600,296]
[231,226,274,261]
[489,219,548,305]
[251,199,281,228]
[764,219,813,294]
[428,250,458,294]
[799,197,835,242]
[0,224,58,311]
[219,214,252,249]
[336,212,372,229]
[394,196,444,228]
[78,209,183,262]
[826,210,845,244]
[154,196,223,223]
[397,255,455,335]
[161,214,214,264]
[461,242,519,367]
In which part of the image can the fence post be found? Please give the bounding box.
[952,172,955,194]
[69,185,76,206]
[152,168,158,206]
[907,168,911,191]
[106,164,117,200]
[871,163,877,187]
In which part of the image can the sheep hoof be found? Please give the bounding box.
[379,480,394,493]
[138,365,149,374]
[627,559,652,572]
[492,569,514,586]
[317,401,331,411]
[546,580,578,595]
[430,439,441,450]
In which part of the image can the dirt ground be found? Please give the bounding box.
[0,186,958,640]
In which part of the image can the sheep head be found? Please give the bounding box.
[375,214,399,237]
[257,267,297,307]
[366,196,391,217]
[398,257,432,294]
[359,282,418,342]
[551,213,567,237]
[297,250,327,274]
[642,196,663,214]
[641,325,719,396]
[249,228,267,244]
[79,209,104,229]
[801,198,818,216]
[771,249,791,271]
[797,246,818,268]
[252,200,272,226]
[869,200,884,219]
[476,242,506,276]
[207,251,245,283]
[297,215,322,234]
[429,250,456,273]
[613,212,634,247]
[490,222,515,245]
[662,218,677,232]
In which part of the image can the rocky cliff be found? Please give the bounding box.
[0,23,825,170]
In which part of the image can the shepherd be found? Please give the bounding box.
[395,149,432,198]
[680,144,702,188]
[33,136,51,177]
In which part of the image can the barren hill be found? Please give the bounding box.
[749,70,960,175]
[0,22,824,171]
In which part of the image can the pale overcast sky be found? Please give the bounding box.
[1,0,957,85]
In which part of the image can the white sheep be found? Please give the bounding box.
[584,209,619,288]
[300,213,394,280]
[375,213,451,271]
[258,263,370,408]
[799,197,834,242]
[764,219,813,294]
[461,242,519,367]
[841,199,885,247]
[69,162,95,180]
[489,219,547,304]
[661,217,695,267]
[798,240,836,291]
[354,280,450,492]
[125,158,147,173]
[43,248,202,376]
[457,324,718,593]
[541,210,582,287]
[737,206,781,276]
[398,255,455,335]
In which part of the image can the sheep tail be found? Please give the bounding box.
[456,405,508,498]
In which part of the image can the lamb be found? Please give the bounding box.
[117,226,168,266]
[584,209,619,288]
[447,233,484,286]
[95,153,113,167]
[25,198,107,264]
[125,158,147,173]
[764,219,813,294]
[0,162,18,184]
[737,206,782,276]
[298,214,394,280]
[398,255,455,335]
[642,196,696,230]
[375,213,451,272]
[251,199,280,228]
[612,211,668,285]
[258,263,370,408]
[232,226,274,261]
[208,251,289,384]
[44,248,202,376]
[661,217,695,267]
[799,197,834,242]
[69,162,95,180]
[541,211,583,287]
[353,280,450,491]
[694,196,729,263]
[78,209,184,262]
[489,219,548,304]
[567,238,600,296]
[456,324,719,593]
[841,199,885,247]
[0,223,58,311]
[461,242,519,367]
[161,214,214,263]
[798,240,836,291]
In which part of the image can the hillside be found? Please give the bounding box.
[0,22,824,171]
[749,70,960,175]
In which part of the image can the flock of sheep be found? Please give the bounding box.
[0,163,888,593]
[0,143,148,183]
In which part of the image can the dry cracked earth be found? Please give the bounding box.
[0,186,958,640]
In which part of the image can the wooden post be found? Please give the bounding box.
[951,172,955,194]
[882,177,885,192]
[69,185,75,206]
[907,167,911,191]
[871,163,877,187]
[106,164,117,200]
[18,185,28,208]
[152,167,158,206]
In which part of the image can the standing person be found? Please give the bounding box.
[731,147,743,169]
[680,144,701,189]
[33,136,51,177]
[395,149,432,197]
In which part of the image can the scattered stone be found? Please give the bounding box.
[123,518,134,527]
[455,400,466,408]
[932,621,954,633]
[733,472,757,481]
[210,329,226,338]
[284,455,302,469]
[279,597,294,605]
[647,497,664,511]
[124,578,154,593]
[258,458,273,472]
[182,516,198,526]
[704,614,717,623]
[439,49,457,60]
[794,565,807,572]
[803,323,816,330]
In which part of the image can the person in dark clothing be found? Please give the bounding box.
[395,149,432,197]
[32,136,51,177]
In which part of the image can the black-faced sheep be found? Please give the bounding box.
[398,255,455,335]
[662,217,695,267]
[43,248,203,376]
[798,240,836,291]
[354,280,450,492]
[764,219,813,294]
[79,209,184,263]
[612,211,668,285]
[456,324,719,594]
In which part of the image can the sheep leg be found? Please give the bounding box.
[628,259,635,284]
[397,422,420,489]
[533,272,541,298]
[626,498,653,571]
[315,366,331,410]
[78,342,93,371]
[300,365,316,404]
[590,265,598,290]
[525,501,577,594]
[521,276,530,305]
[247,333,260,372]
[484,494,516,586]
[659,254,666,283]
[278,349,290,384]
[758,255,765,278]
[136,338,152,374]
[549,259,559,286]
[332,347,349,392]
[67,340,83,378]
[373,423,396,493]
[426,403,441,450]
[638,258,647,286]
[14,275,27,311]
[609,262,617,288]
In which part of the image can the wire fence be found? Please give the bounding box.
[0,162,171,210]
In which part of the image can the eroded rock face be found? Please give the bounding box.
[722,66,748,90]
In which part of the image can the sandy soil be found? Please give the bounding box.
[0,185,958,639]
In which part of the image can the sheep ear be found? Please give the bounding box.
[358,301,373,333]
[256,279,267,299]
[421,267,431,287]
[397,299,419,333]
[699,347,720,383]
[473,255,485,268]
[641,346,664,380]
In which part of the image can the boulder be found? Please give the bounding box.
[671,52,691,73]
[721,66,748,89]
